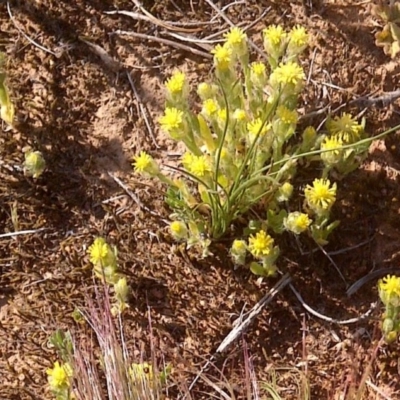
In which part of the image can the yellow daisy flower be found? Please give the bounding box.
[248,230,274,258]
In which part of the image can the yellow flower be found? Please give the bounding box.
[170,220,188,241]
[233,108,247,121]
[165,71,186,95]
[231,239,247,266]
[248,230,274,258]
[88,237,109,265]
[224,27,247,56]
[181,152,194,170]
[211,43,232,70]
[159,107,184,133]
[114,277,129,303]
[188,155,211,177]
[270,61,305,86]
[247,118,269,140]
[276,182,293,202]
[288,26,309,48]
[263,25,286,47]
[47,361,70,389]
[216,108,228,130]
[197,82,218,100]
[250,61,267,87]
[304,178,337,214]
[379,275,400,307]
[284,212,311,234]
[132,151,159,175]
[251,61,265,76]
[276,105,298,125]
[202,98,218,118]
[129,362,154,383]
[224,27,246,47]
[320,135,343,166]
[326,113,362,143]
[379,275,400,297]
[24,150,45,178]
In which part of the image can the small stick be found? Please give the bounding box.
[289,283,379,324]
[105,10,214,27]
[349,89,400,107]
[0,227,47,239]
[6,2,57,56]
[107,172,169,224]
[125,70,159,148]
[110,30,212,59]
[130,0,202,33]
[185,274,291,396]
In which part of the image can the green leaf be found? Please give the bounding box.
[250,262,266,276]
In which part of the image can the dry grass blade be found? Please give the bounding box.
[217,273,291,353]
[110,30,212,59]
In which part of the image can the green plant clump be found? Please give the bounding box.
[133,25,371,276]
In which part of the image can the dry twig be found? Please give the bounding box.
[125,70,159,148]
[110,30,212,59]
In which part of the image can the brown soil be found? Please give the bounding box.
[1,0,400,399]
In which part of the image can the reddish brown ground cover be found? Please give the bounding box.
[1,1,400,399]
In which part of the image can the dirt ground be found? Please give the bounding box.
[1,0,400,399]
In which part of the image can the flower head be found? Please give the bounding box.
[88,237,117,274]
[304,178,337,215]
[320,135,343,167]
[284,211,311,234]
[276,182,294,202]
[233,108,247,121]
[159,107,184,134]
[270,61,305,87]
[197,82,218,100]
[24,150,45,178]
[247,118,269,141]
[165,71,188,104]
[288,26,309,50]
[170,220,188,241]
[165,71,186,95]
[47,361,71,389]
[263,25,286,56]
[326,113,362,143]
[201,98,218,119]
[188,155,212,177]
[129,362,154,383]
[231,239,247,266]
[276,105,298,125]
[250,61,267,88]
[133,151,159,175]
[88,237,108,265]
[211,43,233,70]
[224,27,247,57]
[379,275,400,307]
[248,230,274,258]
[114,277,129,303]
[379,275,400,298]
